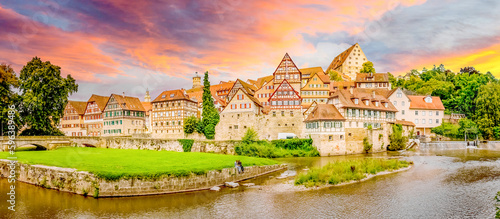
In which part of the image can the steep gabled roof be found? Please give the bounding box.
[68,101,87,115]
[310,72,331,84]
[87,94,110,112]
[408,95,445,110]
[304,104,345,122]
[355,73,389,82]
[226,88,262,108]
[109,94,146,111]
[272,53,302,81]
[152,89,196,103]
[326,43,357,73]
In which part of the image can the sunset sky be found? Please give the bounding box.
[1,0,499,100]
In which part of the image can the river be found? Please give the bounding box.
[1,143,499,218]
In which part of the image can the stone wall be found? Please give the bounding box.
[215,110,304,141]
[0,160,285,197]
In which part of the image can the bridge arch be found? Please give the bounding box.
[16,144,47,151]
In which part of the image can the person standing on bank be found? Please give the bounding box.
[235,160,242,173]
[238,160,244,173]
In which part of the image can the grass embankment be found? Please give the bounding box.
[235,139,320,158]
[295,159,411,187]
[0,147,278,181]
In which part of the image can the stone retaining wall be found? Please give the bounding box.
[0,159,286,197]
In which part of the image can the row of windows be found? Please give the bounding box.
[154,121,182,126]
[105,111,145,118]
[104,129,121,134]
[415,119,440,124]
[271,100,301,106]
[415,111,440,116]
[230,103,252,109]
[346,109,395,119]
[153,111,189,118]
[307,84,328,88]
[302,91,328,96]
[364,122,381,129]
[105,120,122,125]
[306,121,343,129]
[257,93,271,98]
[63,116,79,120]
[62,123,81,128]
[275,74,299,80]
[303,98,327,103]
[154,101,195,109]
[360,83,388,88]
[85,114,102,120]
[272,111,294,117]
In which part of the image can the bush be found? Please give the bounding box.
[183,116,198,135]
[178,139,194,152]
[204,123,215,139]
[271,139,314,151]
[389,124,408,151]
[235,140,319,158]
[431,122,460,139]
[242,128,259,144]
[363,137,372,153]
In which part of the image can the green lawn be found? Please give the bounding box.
[295,159,411,187]
[0,147,278,181]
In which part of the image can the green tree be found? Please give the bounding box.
[360,61,376,74]
[328,70,343,81]
[19,57,78,136]
[0,64,21,135]
[474,82,500,139]
[183,116,198,135]
[242,127,259,144]
[201,71,219,139]
[388,124,408,151]
[458,118,479,140]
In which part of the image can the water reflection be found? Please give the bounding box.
[1,143,499,218]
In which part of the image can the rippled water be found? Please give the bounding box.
[1,143,499,218]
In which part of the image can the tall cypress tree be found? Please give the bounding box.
[201,71,219,139]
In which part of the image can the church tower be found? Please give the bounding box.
[144,88,151,102]
[192,72,202,89]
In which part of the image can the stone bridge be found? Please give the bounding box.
[0,136,239,154]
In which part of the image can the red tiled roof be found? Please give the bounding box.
[110,94,146,111]
[152,89,196,103]
[304,104,345,122]
[300,67,324,78]
[355,73,389,82]
[408,95,445,110]
[68,101,87,115]
[87,94,110,112]
[141,102,152,115]
[329,88,398,112]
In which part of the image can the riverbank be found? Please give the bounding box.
[0,147,286,197]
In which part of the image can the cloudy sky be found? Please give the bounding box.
[1,0,499,101]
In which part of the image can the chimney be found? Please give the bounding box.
[349,87,353,95]
[372,91,376,98]
[122,92,125,97]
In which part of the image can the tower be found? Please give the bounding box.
[192,72,202,89]
[144,88,151,102]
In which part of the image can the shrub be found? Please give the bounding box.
[178,139,194,152]
[363,137,372,153]
[271,139,314,150]
[204,123,216,139]
[389,124,408,151]
[235,140,319,158]
[242,127,259,144]
[367,124,373,130]
[183,116,198,135]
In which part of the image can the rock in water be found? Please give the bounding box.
[242,183,255,187]
[224,182,239,188]
[210,186,220,191]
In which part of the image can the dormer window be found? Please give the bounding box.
[425,96,432,103]
[365,100,369,106]
[162,95,166,98]
[375,102,379,107]
[170,94,175,98]
[384,103,388,107]
[354,99,359,104]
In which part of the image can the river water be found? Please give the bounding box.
[1,143,499,218]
